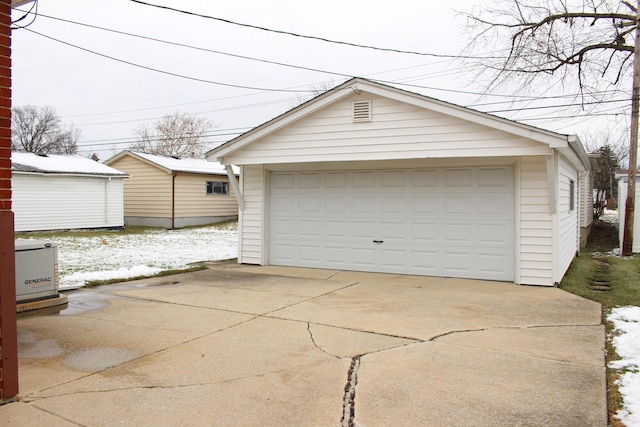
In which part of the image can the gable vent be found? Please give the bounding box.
[352,100,372,122]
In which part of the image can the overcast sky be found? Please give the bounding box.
[10,0,631,159]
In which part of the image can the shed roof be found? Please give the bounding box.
[105,151,237,175]
[11,152,128,177]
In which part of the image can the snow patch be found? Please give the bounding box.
[608,306,640,427]
[19,223,238,290]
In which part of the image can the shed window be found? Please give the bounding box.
[206,181,229,195]
[569,180,575,211]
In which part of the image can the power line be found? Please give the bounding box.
[23,10,621,111]
[29,11,358,80]
[24,28,319,94]
[128,0,504,60]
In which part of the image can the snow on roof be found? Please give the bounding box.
[126,151,237,175]
[11,152,127,176]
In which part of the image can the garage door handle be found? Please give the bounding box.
[373,240,384,244]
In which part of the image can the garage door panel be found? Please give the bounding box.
[325,196,348,214]
[477,223,513,244]
[381,170,406,187]
[443,251,472,273]
[409,250,439,271]
[325,220,347,237]
[478,196,513,216]
[444,197,474,215]
[325,247,348,265]
[298,197,320,212]
[271,195,295,214]
[272,219,295,237]
[353,171,376,187]
[353,196,376,213]
[411,222,440,241]
[272,173,295,189]
[298,220,321,238]
[269,167,514,281]
[412,170,439,187]
[443,223,473,243]
[299,173,322,188]
[444,169,474,187]
[271,243,296,262]
[352,221,376,238]
[479,168,512,188]
[352,247,376,267]
[325,172,348,188]
[381,221,406,239]
[299,245,321,262]
[477,253,510,276]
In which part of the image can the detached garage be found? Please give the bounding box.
[207,78,591,286]
[12,152,127,232]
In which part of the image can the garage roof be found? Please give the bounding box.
[11,151,128,177]
[208,77,590,171]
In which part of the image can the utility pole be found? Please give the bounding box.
[622,6,640,256]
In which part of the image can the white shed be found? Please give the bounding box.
[207,78,592,286]
[12,152,128,232]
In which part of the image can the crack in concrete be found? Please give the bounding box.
[261,281,360,316]
[306,323,342,359]
[428,322,603,342]
[341,355,362,427]
[23,360,335,403]
[30,405,84,426]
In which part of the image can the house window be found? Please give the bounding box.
[569,180,575,211]
[206,181,229,195]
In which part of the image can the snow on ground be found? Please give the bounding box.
[609,307,640,427]
[20,223,238,290]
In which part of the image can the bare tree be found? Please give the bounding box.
[130,112,212,158]
[465,1,636,92]
[291,80,338,107]
[12,105,80,154]
[464,0,639,255]
[592,145,624,218]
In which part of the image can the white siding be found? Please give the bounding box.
[13,174,125,232]
[238,164,264,264]
[580,170,594,228]
[519,157,554,286]
[618,177,640,253]
[226,94,553,165]
[557,155,579,282]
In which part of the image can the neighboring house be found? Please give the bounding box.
[11,151,128,232]
[207,77,592,287]
[104,151,238,229]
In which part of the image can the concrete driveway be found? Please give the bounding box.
[3,263,606,426]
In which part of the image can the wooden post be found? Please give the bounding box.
[622,11,640,256]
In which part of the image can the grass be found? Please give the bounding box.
[559,218,640,426]
[83,264,208,287]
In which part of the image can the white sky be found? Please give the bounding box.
[10,0,631,159]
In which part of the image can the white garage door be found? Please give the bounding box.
[269,167,515,281]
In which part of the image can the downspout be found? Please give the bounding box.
[171,171,177,229]
[104,177,110,225]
